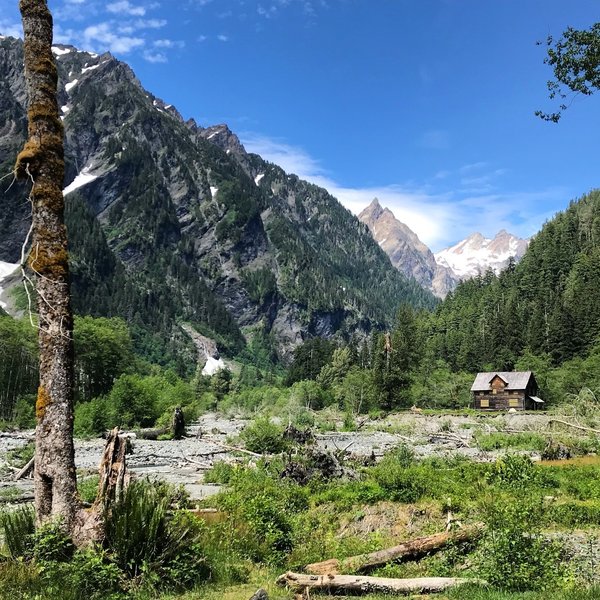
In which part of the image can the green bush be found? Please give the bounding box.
[369,446,427,502]
[38,547,123,600]
[33,522,75,563]
[203,460,237,484]
[217,466,308,563]
[476,495,566,591]
[240,417,288,454]
[486,454,546,489]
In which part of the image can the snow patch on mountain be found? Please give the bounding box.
[63,167,98,196]
[202,356,227,376]
[435,230,529,279]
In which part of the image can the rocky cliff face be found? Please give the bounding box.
[0,36,435,363]
[435,230,529,279]
[358,199,458,298]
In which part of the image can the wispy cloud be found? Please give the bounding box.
[241,132,566,250]
[107,1,147,17]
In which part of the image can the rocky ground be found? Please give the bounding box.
[0,411,569,502]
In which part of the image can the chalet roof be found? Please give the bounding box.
[470,371,534,392]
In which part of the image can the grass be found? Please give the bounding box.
[474,431,546,451]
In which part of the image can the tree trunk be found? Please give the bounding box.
[276,572,485,595]
[16,0,78,531]
[305,526,482,575]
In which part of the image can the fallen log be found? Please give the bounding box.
[548,419,600,435]
[305,525,482,575]
[13,456,34,480]
[277,572,485,595]
[209,441,262,458]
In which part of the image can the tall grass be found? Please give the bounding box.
[0,505,35,558]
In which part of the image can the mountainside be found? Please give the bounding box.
[435,230,529,279]
[0,36,435,368]
[426,189,600,372]
[358,199,459,298]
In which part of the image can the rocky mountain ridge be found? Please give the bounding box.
[0,36,435,367]
[358,199,459,298]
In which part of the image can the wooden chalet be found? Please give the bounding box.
[471,371,544,411]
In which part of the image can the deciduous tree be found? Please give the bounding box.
[537,22,600,122]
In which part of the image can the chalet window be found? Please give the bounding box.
[492,389,497,395]
[509,398,519,408]
[480,399,489,408]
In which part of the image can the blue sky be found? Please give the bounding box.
[1,1,599,251]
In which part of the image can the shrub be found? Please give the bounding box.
[486,454,543,489]
[217,466,308,563]
[203,460,237,484]
[369,445,427,502]
[241,417,288,454]
[476,495,566,591]
[549,500,600,527]
[33,522,75,562]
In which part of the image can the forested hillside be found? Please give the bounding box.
[0,36,434,372]
[426,189,600,372]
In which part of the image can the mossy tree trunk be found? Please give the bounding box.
[16,0,79,531]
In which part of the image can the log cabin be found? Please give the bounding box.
[471,371,544,411]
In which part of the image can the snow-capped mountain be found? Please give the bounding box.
[434,230,529,279]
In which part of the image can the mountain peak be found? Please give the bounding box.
[358,200,458,298]
[435,230,529,279]
[359,197,384,220]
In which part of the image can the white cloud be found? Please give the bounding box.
[107,1,146,17]
[134,18,167,28]
[154,38,184,48]
[83,22,144,53]
[241,132,565,251]
[143,49,167,63]
[217,34,229,42]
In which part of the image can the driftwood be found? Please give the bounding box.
[97,428,130,506]
[13,456,34,480]
[549,419,600,435]
[209,441,262,458]
[305,525,482,575]
[277,572,485,595]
